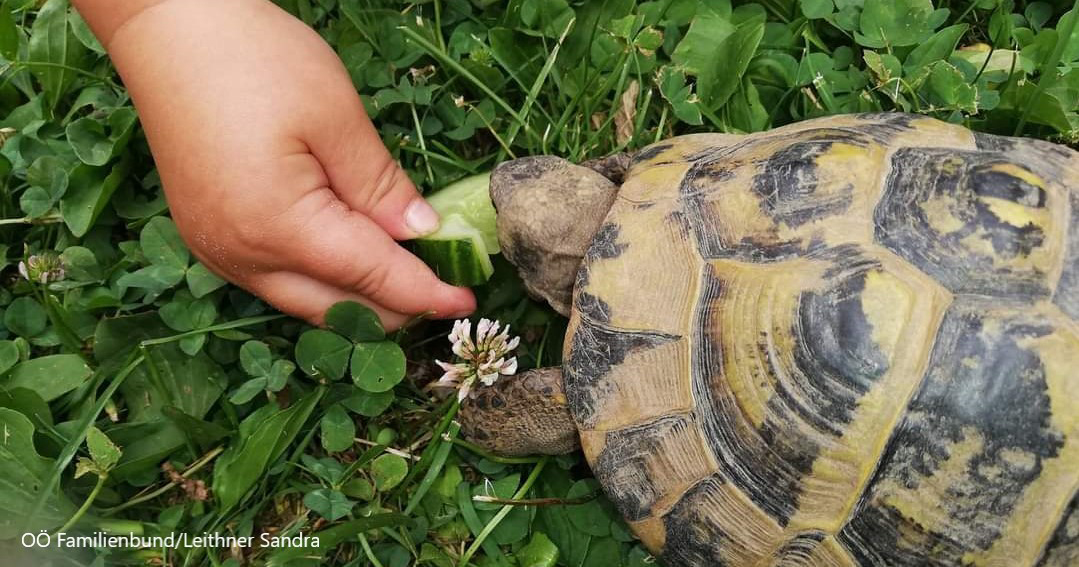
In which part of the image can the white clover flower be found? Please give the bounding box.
[434,318,520,401]
[18,253,65,284]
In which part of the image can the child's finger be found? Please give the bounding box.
[247,270,412,329]
[268,187,476,318]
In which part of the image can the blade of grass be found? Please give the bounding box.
[473,103,519,159]
[472,491,599,507]
[578,50,633,158]
[140,314,285,346]
[448,436,543,465]
[265,513,412,566]
[404,421,460,514]
[504,18,575,151]
[102,446,224,514]
[24,349,145,531]
[653,105,668,144]
[398,143,482,173]
[393,396,459,499]
[485,41,559,126]
[622,85,654,151]
[456,481,506,562]
[458,456,550,566]
[1015,0,1079,135]
[410,103,436,183]
[398,25,533,144]
[358,533,386,567]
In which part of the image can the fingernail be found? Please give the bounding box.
[448,308,474,318]
[405,198,440,236]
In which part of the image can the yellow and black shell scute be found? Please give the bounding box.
[564,112,1079,566]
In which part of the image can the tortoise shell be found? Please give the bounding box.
[565,113,1079,566]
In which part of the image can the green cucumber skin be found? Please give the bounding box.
[413,239,492,287]
[423,173,499,253]
[415,173,497,286]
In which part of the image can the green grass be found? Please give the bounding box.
[0,0,1078,566]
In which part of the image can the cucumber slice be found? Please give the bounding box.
[423,173,498,253]
[416,173,497,286]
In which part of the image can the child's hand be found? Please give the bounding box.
[74,0,476,329]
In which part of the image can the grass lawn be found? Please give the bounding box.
[0,0,1077,565]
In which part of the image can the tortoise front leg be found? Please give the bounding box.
[457,367,579,457]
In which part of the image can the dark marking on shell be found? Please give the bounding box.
[677,127,892,263]
[784,247,890,435]
[685,127,875,165]
[975,131,1078,165]
[575,292,612,325]
[632,143,674,165]
[772,531,827,565]
[585,223,628,261]
[874,147,1053,298]
[660,475,734,567]
[593,415,697,521]
[751,141,855,228]
[677,182,822,263]
[1037,491,1079,566]
[574,223,627,319]
[681,160,738,194]
[973,131,1018,153]
[839,503,967,566]
[1053,189,1079,318]
[574,222,626,298]
[854,112,919,129]
[977,170,1046,206]
[690,249,896,529]
[690,264,807,526]
[839,299,1066,564]
[735,238,823,262]
[564,318,680,428]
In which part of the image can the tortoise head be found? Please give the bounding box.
[490,155,625,316]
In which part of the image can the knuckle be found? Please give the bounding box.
[351,260,392,299]
[247,272,325,325]
[361,158,406,211]
[251,188,337,258]
[230,219,272,255]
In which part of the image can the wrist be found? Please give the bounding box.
[72,0,268,50]
[71,0,175,48]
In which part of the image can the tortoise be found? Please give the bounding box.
[455,112,1079,566]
